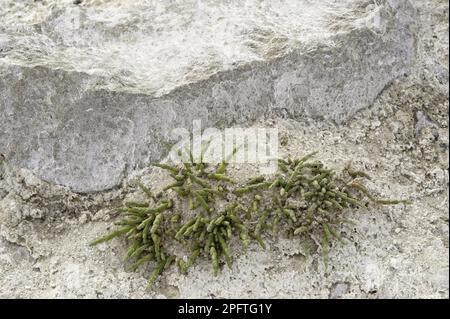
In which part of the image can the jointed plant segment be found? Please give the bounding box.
[91,148,410,288]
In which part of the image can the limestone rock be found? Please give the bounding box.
[0,0,416,192]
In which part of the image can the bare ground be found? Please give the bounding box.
[0,0,448,298]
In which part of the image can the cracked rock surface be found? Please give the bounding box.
[0,0,448,298]
[0,0,416,192]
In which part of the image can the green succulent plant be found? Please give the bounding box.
[91,149,410,288]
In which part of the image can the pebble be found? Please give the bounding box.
[78,212,89,224]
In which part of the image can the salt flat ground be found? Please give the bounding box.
[0,0,448,298]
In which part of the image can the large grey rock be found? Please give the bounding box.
[0,0,416,192]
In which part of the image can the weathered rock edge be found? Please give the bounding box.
[0,1,416,192]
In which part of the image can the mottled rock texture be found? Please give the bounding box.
[0,0,416,192]
[0,0,448,299]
